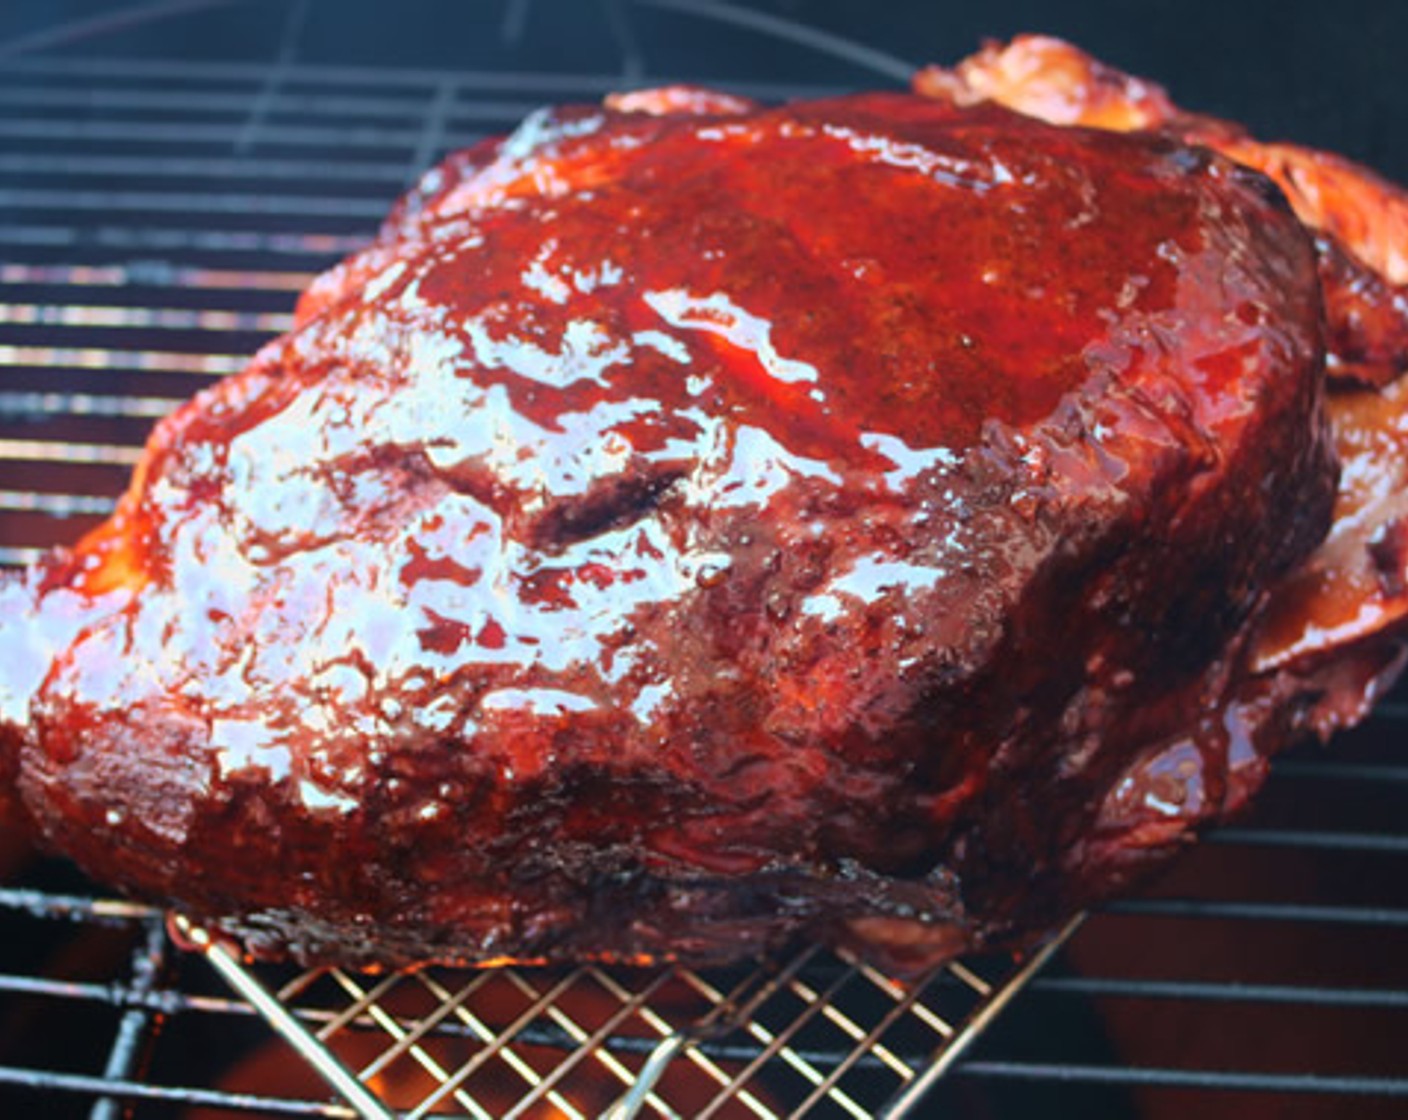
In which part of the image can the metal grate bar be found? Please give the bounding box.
[1273,759,1408,783]
[1,391,183,418]
[877,917,1082,1118]
[0,491,120,516]
[178,920,396,1120]
[1031,976,1408,1008]
[0,547,42,567]
[0,152,409,183]
[0,223,363,256]
[0,345,246,376]
[0,84,432,120]
[603,956,825,1120]
[0,302,292,333]
[352,973,497,1080]
[0,888,158,923]
[955,1062,1408,1096]
[631,0,915,81]
[408,78,459,188]
[0,1065,357,1117]
[1,188,393,220]
[90,918,169,1120]
[0,53,856,101]
[0,116,427,148]
[1103,899,1408,925]
[0,438,143,466]
[0,262,316,292]
[1208,827,1408,853]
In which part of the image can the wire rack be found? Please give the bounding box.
[1,2,1407,1117]
[0,885,1076,1119]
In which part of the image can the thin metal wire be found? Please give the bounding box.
[629,0,916,82]
[407,79,459,186]
[325,969,498,1120]
[954,1062,1408,1096]
[0,438,143,466]
[234,0,314,156]
[0,302,293,332]
[0,222,364,256]
[499,968,679,1120]
[0,344,247,376]
[877,916,1085,1118]
[0,52,851,101]
[634,948,829,1119]
[0,0,243,60]
[1030,976,1408,1008]
[0,187,391,219]
[0,1065,358,1117]
[0,151,410,183]
[0,84,438,121]
[1103,899,1408,925]
[172,916,397,1120]
[403,968,591,1120]
[1208,827,1408,853]
[90,918,169,1120]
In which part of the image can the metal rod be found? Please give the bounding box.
[0,222,364,257]
[0,152,409,183]
[0,301,292,331]
[0,490,120,516]
[0,343,245,376]
[1,186,383,218]
[1031,976,1408,1008]
[0,261,316,291]
[0,0,242,60]
[0,84,462,120]
[629,0,916,82]
[0,1064,355,1116]
[0,888,158,922]
[0,52,850,101]
[0,438,142,466]
[174,916,396,1120]
[0,116,428,148]
[91,918,170,1120]
[955,1061,1408,1096]
[1208,827,1408,854]
[1104,899,1408,925]
[1273,759,1408,783]
[878,914,1085,1118]
[609,948,826,1120]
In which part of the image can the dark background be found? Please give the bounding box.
[0,0,1404,180]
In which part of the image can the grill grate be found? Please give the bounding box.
[0,884,1075,1118]
[1,2,1407,1116]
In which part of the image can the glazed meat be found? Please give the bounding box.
[1,39,1406,974]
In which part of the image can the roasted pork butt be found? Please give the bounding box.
[0,63,1386,972]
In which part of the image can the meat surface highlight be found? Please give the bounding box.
[1,39,1405,974]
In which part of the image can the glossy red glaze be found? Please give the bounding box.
[0,81,1351,970]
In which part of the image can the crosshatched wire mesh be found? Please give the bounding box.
[0,884,1069,1118]
[219,938,1050,1119]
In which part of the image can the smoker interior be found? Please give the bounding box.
[1,2,1407,1117]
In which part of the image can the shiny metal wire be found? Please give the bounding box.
[168,915,1080,1119]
